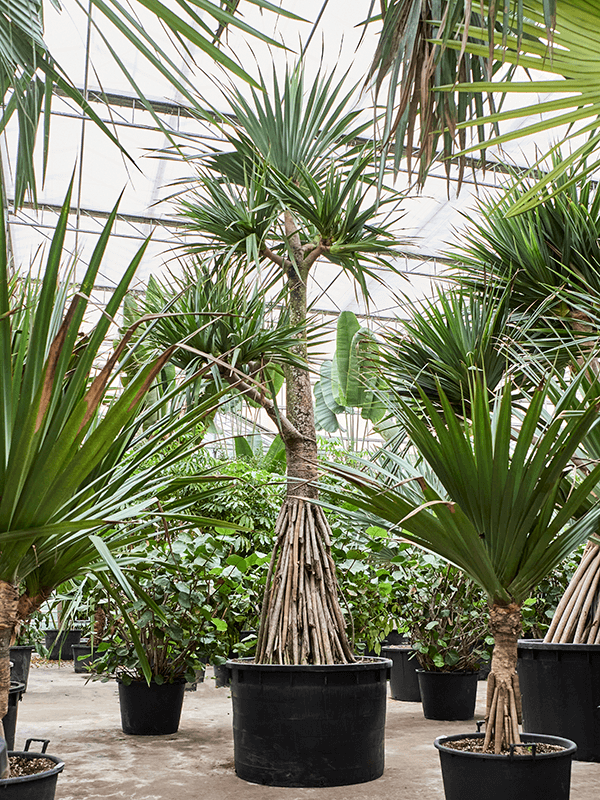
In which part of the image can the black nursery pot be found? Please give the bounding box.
[517,639,600,762]
[1,739,65,800]
[2,682,25,751]
[9,646,34,691]
[117,678,186,735]
[435,732,576,800]
[44,629,81,660]
[417,669,478,721]
[226,657,392,788]
[382,645,421,702]
[71,644,97,674]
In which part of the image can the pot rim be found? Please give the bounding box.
[0,752,65,786]
[434,732,577,760]
[518,638,600,651]
[225,656,392,672]
[116,675,187,685]
[416,668,479,675]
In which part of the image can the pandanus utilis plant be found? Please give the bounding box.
[139,62,404,663]
[326,373,600,752]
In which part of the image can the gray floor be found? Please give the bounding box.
[15,659,600,800]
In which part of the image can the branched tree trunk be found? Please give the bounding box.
[545,541,600,643]
[483,602,523,754]
[253,214,354,665]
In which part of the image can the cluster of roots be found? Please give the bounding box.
[545,541,600,644]
[484,671,523,753]
[255,497,354,664]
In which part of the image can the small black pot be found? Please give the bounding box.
[1,738,64,800]
[227,657,392,787]
[382,645,421,702]
[9,646,34,691]
[435,732,576,800]
[417,669,478,721]
[2,682,25,751]
[212,663,231,687]
[71,644,97,673]
[117,678,186,735]
[44,629,81,660]
[517,639,600,762]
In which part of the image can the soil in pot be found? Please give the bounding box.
[9,646,34,691]
[117,678,186,735]
[417,669,478,721]
[435,732,576,800]
[0,740,65,800]
[227,657,391,788]
[44,629,81,660]
[382,645,421,702]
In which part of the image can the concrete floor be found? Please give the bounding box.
[14,659,600,800]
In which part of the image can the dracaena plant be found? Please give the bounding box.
[326,372,600,753]
[0,180,233,766]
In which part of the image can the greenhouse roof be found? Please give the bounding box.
[3,0,581,321]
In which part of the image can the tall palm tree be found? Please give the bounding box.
[140,64,405,664]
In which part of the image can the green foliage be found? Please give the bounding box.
[0,0,302,204]
[327,374,600,606]
[456,162,600,332]
[315,311,387,433]
[388,551,490,672]
[369,0,600,205]
[382,286,511,414]
[91,528,271,683]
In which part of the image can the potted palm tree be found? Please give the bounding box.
[328,370,600,800]
[136,63,403,787]
[0,182,228,784]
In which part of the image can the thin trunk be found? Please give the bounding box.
[483,602,522,754]
[254,214,354,664]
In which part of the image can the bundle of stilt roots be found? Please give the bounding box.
[545,540,600,644]
[254,497,355,664]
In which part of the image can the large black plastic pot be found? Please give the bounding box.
[2,682,25,751]
[44,629,81,660]
[382,645,421,702]
[226,657,392,787]
[9,647,34,691]
[435,732,576,800]
[1,739,64,800]
[517,639,600,762]
[417,670,478,720]
[117,678,186,735]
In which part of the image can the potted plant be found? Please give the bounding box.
[137,63,402,786]
[386,552,490,717]
[0,183,230,783]
[91,524,251,734]
[328,371,600,800]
